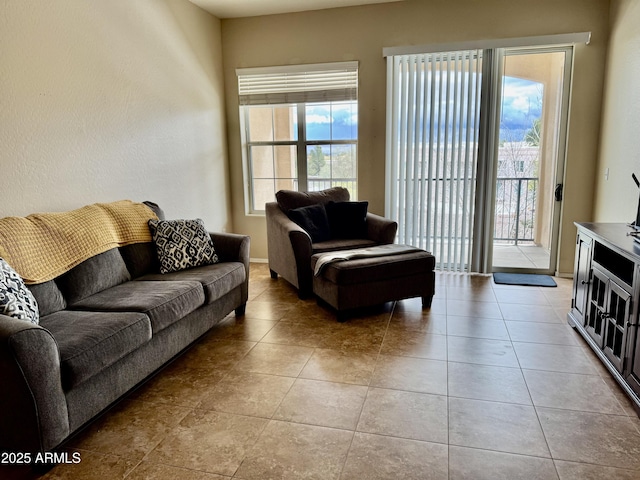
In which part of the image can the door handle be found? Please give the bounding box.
[555,183,563,201]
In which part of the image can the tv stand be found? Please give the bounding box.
[568,223,640,414]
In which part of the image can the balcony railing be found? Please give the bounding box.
[309,176,537,247]
[494,177,538,245]
[309,178,357,196]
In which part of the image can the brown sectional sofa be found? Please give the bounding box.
[0,202,250,456]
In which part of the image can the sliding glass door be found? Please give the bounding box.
[491,48,572,274]
[386,45,574,274]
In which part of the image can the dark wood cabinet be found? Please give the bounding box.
[568,223,640,413]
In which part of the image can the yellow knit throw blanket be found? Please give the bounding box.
[0,200,158,284]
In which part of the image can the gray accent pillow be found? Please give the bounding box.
[0,257,39,324]
[148,218,219,274]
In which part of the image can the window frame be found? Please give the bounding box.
[237,62,358,215]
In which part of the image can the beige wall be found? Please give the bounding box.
[222,0,609,272]
[593,0,640,225]
[1,0,231,231]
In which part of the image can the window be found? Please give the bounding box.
[237,62,358,213]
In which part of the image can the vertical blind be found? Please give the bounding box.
[385,50,483,271]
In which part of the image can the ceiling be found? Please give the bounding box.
[189,0,404,19]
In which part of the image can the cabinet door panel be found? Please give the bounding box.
[586,268,608,348]
[603,280,631,371]
[573,234,592,324]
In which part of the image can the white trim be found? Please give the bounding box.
[236,61,358,76]
[382,32,591,57]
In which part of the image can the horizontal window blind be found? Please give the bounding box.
[237,62,358,105]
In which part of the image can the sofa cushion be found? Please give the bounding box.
[288,204,331,242]
[136,262,246,305]
[325,201,368,239]
[0,258,39,324]
[56,249,131,305]
[120,242,160,279]
[40,310,152,390]
[27,280,66,317]
[276,187,350,214]
[68,280,205,334]
[149,218,219,274]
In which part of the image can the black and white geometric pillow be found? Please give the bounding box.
[148,218,219,274]
[0,257,39,324]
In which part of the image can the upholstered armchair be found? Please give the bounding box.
[265,187,398,298]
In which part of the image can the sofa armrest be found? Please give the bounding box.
[0,314,69,453]
[266,202,313,296]
[210,232,251,305]
[367,213,398,244]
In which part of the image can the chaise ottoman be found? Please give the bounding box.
[311,245,435,321]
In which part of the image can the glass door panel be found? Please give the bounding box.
[491,49,571,274]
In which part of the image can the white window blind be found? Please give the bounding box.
[385,50,483,271]
[237,62,358,105]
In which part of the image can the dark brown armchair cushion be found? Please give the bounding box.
[288,204,331,242]
[276,187,350,214]
[326,201,368,239]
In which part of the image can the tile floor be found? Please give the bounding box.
[8,264,640,479]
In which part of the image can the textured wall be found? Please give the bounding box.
[593,0,640,224]
[0,0,231,232]
[221,0,609,272]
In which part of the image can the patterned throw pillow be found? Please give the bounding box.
[0,258,39,324]
[148,218,219,274]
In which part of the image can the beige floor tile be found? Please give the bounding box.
[448,362,531,405]
[499,304,563,323]
[180,339,256,371]
[449,397,550,457]
[537,407,640,469]
[554,460,640,479]
[505,321,580,346]
[320,324,387,354]
[273,378,367,430]
[388,311,447,335]
[380,330,447,360]
[449,446,558,480]
[494,288,550,305]
[299,348,377,385]
[233,343,314,376]
[243,301,293,320]
[279,300,341,325]
[341,433,448,480]
[446,299,503,319]
[447,336,519,367]
[208,316,278,342]
[523,370,625,414]
[198,370,295,418]
[513,342,598,374]
[446,286,497,303]
[260,321,331,348]
[446,315,510,340]
[129,360,226,408]
[235,420,352,480]
[600,374,640,416]
[357,388,448,443]
[370,355,447,395]
[146,410,268,476]
[40,450,137,480]
[69,400,190,461]
[125,461,229,480]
